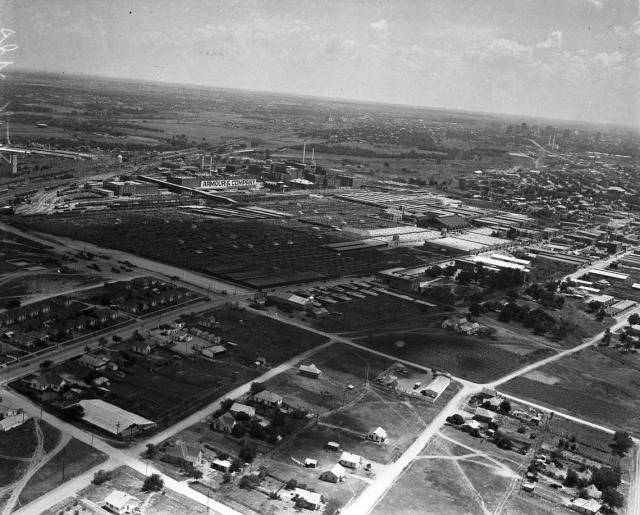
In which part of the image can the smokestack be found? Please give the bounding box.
[302,141,306,164]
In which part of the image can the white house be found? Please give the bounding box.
[320,463,346,483]
[339,451,361,469]
[103,489,139,515]
[366,427,387,443]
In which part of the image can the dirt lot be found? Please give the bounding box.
[501,346,640,435]
[18,438,107,507]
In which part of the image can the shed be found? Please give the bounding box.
[298,364,322,379]
[326,441,340,451]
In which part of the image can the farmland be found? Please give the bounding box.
[501,346,640,435]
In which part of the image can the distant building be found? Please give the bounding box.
[422,376,451,399]
[294,488,322,511]
[569,498,602,515]
[211,412,236,434]
[163,440,203,467]
[229,403,255,418]
[366,427,387,443]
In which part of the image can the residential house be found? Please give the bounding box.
[298,364,321,379]
[293,488,322,511]
[0,413,27,432]
[29,373,66,392]
[366,427,388,443]
[442,316,480,335]
[583,484,602,500]
[569,498,602,515]
[339,451,361,469]
[229,403,255,418]
[320,463,346,483]
[103,490,139,515]
[482,397,502,411]
[0,404,21,419]
[211,412,236,433]
[473,407,496,424]
[253,390,283,408]
[132,342,156,355]
[78,354,109,371]
[163,440,203,467]
[212,459,231,473]
[201,345,226,358]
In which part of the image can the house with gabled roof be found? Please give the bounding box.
[211,411,236,433]
[320,463,346,483]
[253,390,283,408]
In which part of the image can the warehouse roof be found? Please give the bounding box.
[78,399,155,436]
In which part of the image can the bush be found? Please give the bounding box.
[612,431,633,456]
[239,442,257,463]
[92,469,114,485]
[143,473,164,492]
[602,487,624,508]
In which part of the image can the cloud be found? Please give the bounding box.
[593,51,625,67]
[477,38,532,60]
[614,21,640,38]
[537,30,562,49]
[369,19,390,38]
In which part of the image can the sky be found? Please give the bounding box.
[2,0,639,125]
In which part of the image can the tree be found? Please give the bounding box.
[612,431,633,456]
[499,400,511,414]
[142,473,164,492]
[602,487,624,509]
[448,414,464,425]
[239,442,257,463]
[592,467,622,491]
[249,382,265,395]
[564,468,578,487]
[5,299,20,309]
[143,443,157,459]
[39,360,53,369]
[92,469,114,485]
[468,303,482,317]
[628,313,640,326]
[62,404,84,421]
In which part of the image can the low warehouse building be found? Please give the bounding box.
[78,399,156,438]
[422,376,451,399]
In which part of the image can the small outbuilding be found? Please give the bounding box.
[298,364,322,379]
[366,427,387,443]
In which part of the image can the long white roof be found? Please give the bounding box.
[79,399,155,435]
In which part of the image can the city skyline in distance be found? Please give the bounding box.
[4,0,640,126]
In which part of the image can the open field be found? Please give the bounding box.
[197,306,329,367]
[310,294,448,335]
[371,436,488,515]
[357,329,554,383]
[17,438,107,507]
[501,346,640,435]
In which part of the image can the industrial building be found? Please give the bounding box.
[78,399,156,438]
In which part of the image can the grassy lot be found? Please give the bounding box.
[263,343,394,413]
[310,294,448,335]
[76,465,209,515]
[356,330,553,383]
[18,438,107,507]
[0,419,61,489]
[502,491,575,515]
[203,306,329,367]
[501,346,640,435]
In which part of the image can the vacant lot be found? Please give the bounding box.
[372,436,486,515]
[310,294,448,335]
[203,306,328,367]
[502,346,640,435]
[264,343,394,412]
[18,438,107,507]
[357,330,553,383]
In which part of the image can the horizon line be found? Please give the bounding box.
[7,67,640,131]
